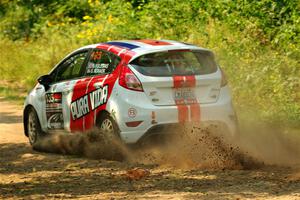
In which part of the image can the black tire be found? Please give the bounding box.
[26,108,43,146]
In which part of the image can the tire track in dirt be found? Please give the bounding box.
[0,99,300,199]
[0,98,26,144]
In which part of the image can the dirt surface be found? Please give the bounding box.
[0,98,300,199]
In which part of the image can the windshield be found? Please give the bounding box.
[130,50,218,76]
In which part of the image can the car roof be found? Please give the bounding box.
[78,39,211,61]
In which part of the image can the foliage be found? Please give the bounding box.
[0,0,299,127]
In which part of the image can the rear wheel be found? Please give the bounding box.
[96,113,124,161]
[97,113,119,139]
[27,109,42,146]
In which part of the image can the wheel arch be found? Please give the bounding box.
[95,109,120,134]
[95,110,111,125]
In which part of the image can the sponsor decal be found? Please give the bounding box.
[70,94,89,120]
[46,93,62,104]
[128,108,137,118]
[47,113,64,129]
[70,85,108,120]
[90,85,108,110]
[91,51,103,60]
[86,62,109,74]
[45,93,64,130]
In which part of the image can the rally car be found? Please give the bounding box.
[23,39,238,145]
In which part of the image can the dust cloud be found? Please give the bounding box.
[33,129,128,161]
[129,124,263,170]
[233,122,300,166]
[33,123,300,170]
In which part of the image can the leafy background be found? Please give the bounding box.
[0,0,299,129]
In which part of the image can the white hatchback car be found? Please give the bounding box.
[23,39,238,145]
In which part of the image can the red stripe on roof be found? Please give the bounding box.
[96,43,136,64]
[122,51,136,64]
[108,46,124,55]
[96,44,111,50]
[136,39,172,46]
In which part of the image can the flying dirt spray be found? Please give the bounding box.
[33,123,300,169]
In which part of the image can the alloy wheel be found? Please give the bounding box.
[28,111,37,144]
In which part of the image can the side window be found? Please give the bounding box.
[53,51,88,82]
[85,49,120,76]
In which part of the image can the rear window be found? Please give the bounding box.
[130,50,218,76]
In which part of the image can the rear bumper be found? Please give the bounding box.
[111,84,238,144]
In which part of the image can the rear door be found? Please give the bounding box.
[83,48,121,130]
[47,50,90,132]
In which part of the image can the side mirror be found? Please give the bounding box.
[37,75,52,90]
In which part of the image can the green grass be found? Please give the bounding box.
[0,86,26,104]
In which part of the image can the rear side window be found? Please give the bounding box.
[130,50,218,76]
[85,49,120,76]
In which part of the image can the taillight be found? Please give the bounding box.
[220,68,228,87]
[119,65,144,92]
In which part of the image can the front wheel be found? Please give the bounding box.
[26,109,42,146]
